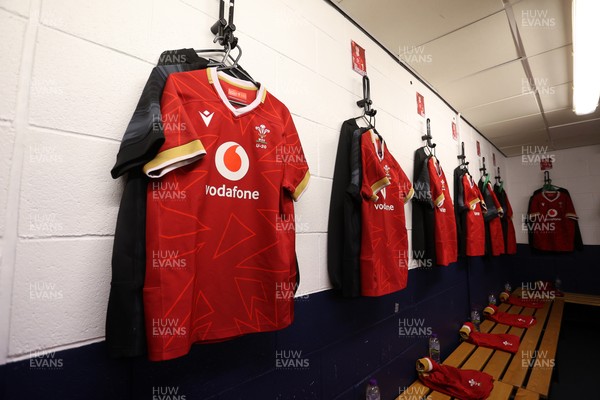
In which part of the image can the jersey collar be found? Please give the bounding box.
[542,190,560,203]
[369,129,385,161]
[207,67,266,117]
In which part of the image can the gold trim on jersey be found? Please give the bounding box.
[404,187,415,204]
[143,140,206,177]
[468,198,480,208]
[434,194,445,207]
[370,177,391,202]
[292,171,311,201]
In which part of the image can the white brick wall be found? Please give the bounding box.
[0,0,507,363]
[506,145,600,245]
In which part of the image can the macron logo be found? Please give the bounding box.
[200,110,214,127]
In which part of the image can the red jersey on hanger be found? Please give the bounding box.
[529,190,578,252]
[462,173,486,256]
[144,68,310,361]
[428,157,457,266]
[360,130,413,296]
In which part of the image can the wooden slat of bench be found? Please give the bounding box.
[425,390,451,400]
[563,292,600,307]
[526,299,564,397]
[514,387,541,400]
[487,380,514,400]
[461,306,522,371]
[396,381,431,400]
[482,307,535,380]
[396,303,514,400]
[500,301,552,388]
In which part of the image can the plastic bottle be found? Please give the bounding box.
[366,378,381,400]
[470,310,481,332]
[504,282,512,292]
[488,293,497,305]
[429,333,441,364]
[554,277,562,292]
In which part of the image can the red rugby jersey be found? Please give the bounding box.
[144,68,310,361]
[428,157,457,266]
[462,173,486,257]
[529,190,578,252]
[360,130,413,296]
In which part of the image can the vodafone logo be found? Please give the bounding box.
[547,209,558,218]
[215,142,249,181]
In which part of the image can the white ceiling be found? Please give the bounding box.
[334,0,600,156]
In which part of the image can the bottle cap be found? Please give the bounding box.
[369,378,377,386]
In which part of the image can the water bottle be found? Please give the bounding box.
[554,277,562,292]
[504,282,512,292]
[488,293,497,305]
[470,310,481,332]
[366,378,381,400]
[429,334,441,364]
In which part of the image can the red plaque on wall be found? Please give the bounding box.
[451,122,458,141]
[351,41,366,76]
[476,141,481,157]
[416,92,425,117]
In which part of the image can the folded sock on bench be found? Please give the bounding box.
[416,357,494,400]
[483,304,536,328]
[459,322,520,353]
[499,291,544,309]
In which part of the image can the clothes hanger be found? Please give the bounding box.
[542,171,559,192]
[457,141,469,170]
[355,74,377,130]
[421,118,436,157]
[196,0,258,88]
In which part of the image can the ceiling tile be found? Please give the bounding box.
[539,82,571,112]
[338,0,504,52]
[478,113,546,138]
[462,93,540,126]
[550,119,600,140]
[493,130,548,147]
[546,108,600,127]
[527,45,572,88]
[401,12,519,87]
[437,61,528,110]
[551,133,600,149]
[512,0,571,55]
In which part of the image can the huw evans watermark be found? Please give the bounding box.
[275,350,310,370]
[275,282,310,302]
[29,350,64,370]
[521,213,556,233]
[522,350,555,369]
[151,318,187,338]
[521,9,556,28]
[29,281,63,301]
[399,385,432,400]
[399,45,433,64]
[521,146,555,166]
[151,250,188,269]
[521,282,556,301]
[152,386,186,400]
[399,318,433,337]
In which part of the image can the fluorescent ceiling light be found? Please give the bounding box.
[573,0,600,115]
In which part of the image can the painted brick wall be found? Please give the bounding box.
[0,0,507,368]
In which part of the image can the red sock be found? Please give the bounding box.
[499,291,544,308]
[417,357,494,400]
[460,322,520,353]
[483,305,536,328]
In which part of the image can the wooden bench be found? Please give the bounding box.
[562,292,600,307]
[396,295,564,400]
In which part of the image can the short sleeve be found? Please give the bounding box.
[565,194,578,220]
[360,132,390,202]
[281,114,310,201]
[143,75,207,178]
[463,176,480,210]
